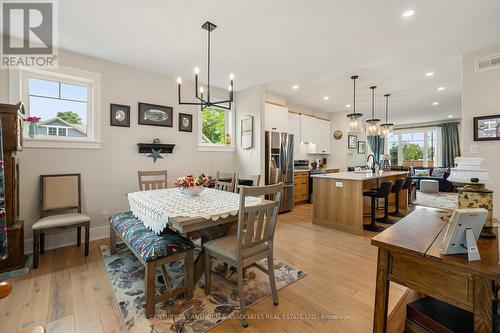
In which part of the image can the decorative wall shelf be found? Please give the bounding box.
[137,143,175,154]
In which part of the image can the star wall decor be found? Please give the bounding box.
[147,148,163,163]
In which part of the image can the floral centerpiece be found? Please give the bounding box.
[25,116,41,138]
[175,174,209,196]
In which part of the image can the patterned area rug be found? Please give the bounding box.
[100,245,307,333]
[414,191,458,211]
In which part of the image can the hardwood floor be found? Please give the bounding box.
[0,204,408,333]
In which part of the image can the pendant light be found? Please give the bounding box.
[380,93,394,136]
[366,85,380,136]
[346,75,364,132]
[177,21,234,110]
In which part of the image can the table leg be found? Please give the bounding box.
[192,224,233,284]
[373,247,390,333]
[473,275,494,333]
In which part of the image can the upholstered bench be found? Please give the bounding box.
[420,179,439,193]
[109,211,194,318]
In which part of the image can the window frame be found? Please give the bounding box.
[197,104,235,152]
[9,65,102,149]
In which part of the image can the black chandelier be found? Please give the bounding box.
[346,75,364,132]
[380,93,394,135]
[366,85,380,136]
[177,21,234,110]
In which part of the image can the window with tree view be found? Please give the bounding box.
[201,107,227,145]
[387,128,439,167]
[28,77,88,138]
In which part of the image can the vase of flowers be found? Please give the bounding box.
[175,174,209,197]
[25,117,41,138]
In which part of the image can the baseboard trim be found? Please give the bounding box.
[23,224,110,254]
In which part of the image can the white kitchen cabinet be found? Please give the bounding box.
[288,112,301,153]
[300,114,331,154]
[315,118,331,154]
[300,114,316,144]
[265,103,289,132]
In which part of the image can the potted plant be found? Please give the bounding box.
[175,174,210,196]
[25,117,41,138]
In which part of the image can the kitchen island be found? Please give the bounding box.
[311,171,409,235]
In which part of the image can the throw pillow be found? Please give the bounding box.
[432,167,448,177]
[414,169,430,176]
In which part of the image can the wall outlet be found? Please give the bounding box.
[335,182,344,188]
[470,145,479,154]
[101,212,109,222]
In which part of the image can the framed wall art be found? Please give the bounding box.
[241,116,254,149]
[473,115,500,141]
[110,104,130,127]
[178,113,193,132]
[138,102,173,127]
[348,134,357,149]
[357,140,366,154]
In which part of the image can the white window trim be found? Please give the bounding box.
[9,65,102,149]
[197,104,235,152]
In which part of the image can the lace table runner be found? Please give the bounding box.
[128,187,262,234]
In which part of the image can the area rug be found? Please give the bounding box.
[100,245,307,333]
[414,191,458,211]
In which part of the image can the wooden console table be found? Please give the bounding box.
[372,206,500,333]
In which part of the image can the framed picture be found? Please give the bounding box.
[473,115,500,141]
[357,141,366,154]
[138,102,173,127]
[241,116,254,149]
[178,113,193,132]
[348,135,357,149]
[110,104,130,127]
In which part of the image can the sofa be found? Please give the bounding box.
[410,166,453,192]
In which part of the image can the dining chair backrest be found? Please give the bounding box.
[138,170,168,191]
[234,174,261,193]
[236,183,283,260]
[40,174,81,218]
[215,171,237,192]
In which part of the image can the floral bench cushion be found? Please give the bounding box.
[110,211,194,262]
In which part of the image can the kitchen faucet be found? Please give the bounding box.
[367,154,376,173]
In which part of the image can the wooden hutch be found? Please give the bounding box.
[0,102,26,273]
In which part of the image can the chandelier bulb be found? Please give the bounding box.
[177,77,182,84]
[199,86,204,94]
[194,67,200,74]
[229,73,234,80]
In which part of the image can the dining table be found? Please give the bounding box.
[127,187,262,284]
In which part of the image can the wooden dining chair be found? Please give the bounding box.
[204,182,283,327]
[138,170,168,190]
[215,171,237,192]
[32,174,90,268]
[234,174,261,193]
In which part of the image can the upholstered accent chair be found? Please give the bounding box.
[138,170,168,190]
[204,183,283,327]
[32,174,90,268]
[215,171,237,192]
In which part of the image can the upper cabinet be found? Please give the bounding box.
[300,114,331,154]
[288,112,301,153]
[265,103,289,133]
[315,118,331,154]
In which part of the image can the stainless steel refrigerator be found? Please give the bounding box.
[265,131,294,212]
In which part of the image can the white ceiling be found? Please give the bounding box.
[58,0,500,124]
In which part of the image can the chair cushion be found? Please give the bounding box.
[203,235,268,262]
[110,211,194,262]
[32,213,90,230]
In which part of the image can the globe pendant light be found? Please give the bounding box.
[177,21,234,110]
[380,93,394,136]
[346,75,364,132]
[366,85,380,135]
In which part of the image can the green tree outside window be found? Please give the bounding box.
[202,107,225,144]
[57,111,82,124]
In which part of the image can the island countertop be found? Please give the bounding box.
[311,171,408,181]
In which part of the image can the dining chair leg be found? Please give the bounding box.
[77,226,81,247]
[237,265,248,327]
[204,251,211,295]
[185,250,194,299]
[110,225,117,255]
[33,230,40,269]
[84,223,90,256]
[267,251,279,306]
[40,232,45,255]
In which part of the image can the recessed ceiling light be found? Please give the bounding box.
[345,104,351,108]
[292,85,299,90]
[432,102,439,106]
[323,96,329,101]
[426,72,434,77]
[448,115,453,118]
[437,86,445,91]
[402,9,415,17]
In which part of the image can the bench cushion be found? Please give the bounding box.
[110,211,193,262]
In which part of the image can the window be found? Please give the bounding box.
[386,127,441,167]
[10,66,102,149]
[198,106,234,151]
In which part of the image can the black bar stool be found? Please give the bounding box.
[363,181,392,232]
[388,178,406,218]
[374,181,395,225]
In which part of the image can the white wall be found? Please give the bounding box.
[0,49,239,250]
[462,44,500,219]
[329,111,348,171]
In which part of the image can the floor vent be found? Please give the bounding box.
[475,54,500,73]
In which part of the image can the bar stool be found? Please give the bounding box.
[375,181,395,225]
[388,178,406,218]
[363,181,392,232]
